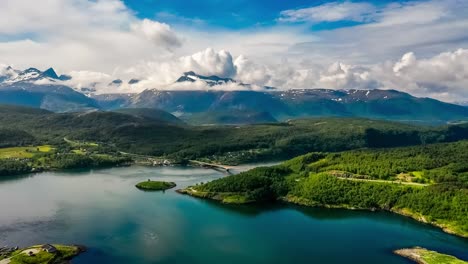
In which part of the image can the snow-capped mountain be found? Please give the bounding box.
[0,66,139,95]
[174,71,276,90]
[130,83,468,122]
[0,66,71,84]
[176,71,238,86]
[0,66,19,82]
[0,67,467,122]
[0,66,98,112]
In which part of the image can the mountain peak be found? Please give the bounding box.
[1,66,69,84]
[184,71,197,76]
[23,67,41,74]
[128,79,140,85]
[108,79,123,87]
[42,68,59,79]
[176,71,236,86]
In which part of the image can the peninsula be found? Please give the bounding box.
[0,244,84,264]
[394,247,467,264]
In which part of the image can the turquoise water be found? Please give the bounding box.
[0,166,467,263]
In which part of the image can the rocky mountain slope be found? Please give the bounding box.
[1,67,467,123]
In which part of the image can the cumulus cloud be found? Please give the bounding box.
[279,1,376,23]
[121,48,238,89]
[234,55,272,85]
[317,63,378,90]
[180,48,236,77]
[131,19,182,50]
[65,71,112,91]
[258,49,468,102]
[1,0,468,101]
[393,52,417,73]
[384,49,468,100]
[61,48,242,93]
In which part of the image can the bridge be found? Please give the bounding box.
[189,160,235,174]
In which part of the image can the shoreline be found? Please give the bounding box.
[0,161,244,179]
[283,195,468,238]
[0,244,85,264]
[177,190,468,239]
[3,160,466,239]
[394,247,468,264]
[282,195,467,238]
[394,248,428,264]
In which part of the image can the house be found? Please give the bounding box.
[41,244,57,253]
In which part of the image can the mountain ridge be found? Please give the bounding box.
[1,68,467,123]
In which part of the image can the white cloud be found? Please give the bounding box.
[61,48,242,93]
[1,0,468,101]
[279,1,375,23]
[164,79,263,92]
[131,19,182,50]
[260,49,468,102]
[121,48,239,90]
[0,0,131,35]
[393,52,417,73]
[234,55,271,85]
[96,47,468,102]
[180,48,236,77]
[65,71,112,91]
[0,0,181,73]
[375,1,452,26]
[278,0,462,26]
[318,62,378,90]
[384,49,468,101]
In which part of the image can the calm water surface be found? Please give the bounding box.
[0,165,467,264]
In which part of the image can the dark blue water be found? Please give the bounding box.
[0,166,467,263]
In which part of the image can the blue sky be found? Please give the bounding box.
[124,0,408,29]
[0,0,467,101]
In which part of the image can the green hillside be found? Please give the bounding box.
[0,105,468,164]
[112,108,185,125]
[181,141,468,237]
[184,110,277,125]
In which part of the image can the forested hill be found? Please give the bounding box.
[182,140,468,237]
[0,105,468,164]
[112,108,185,125]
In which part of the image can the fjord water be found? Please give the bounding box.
[0,166,467,264]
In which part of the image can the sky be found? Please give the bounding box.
[0,0,468,101]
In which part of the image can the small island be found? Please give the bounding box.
[0,244,85,264]
[394,247,467,264]
[135,180,176,191]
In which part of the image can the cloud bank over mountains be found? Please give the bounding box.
[0,0,467,101]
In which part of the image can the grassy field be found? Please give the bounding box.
[394,247,467,264]
[64,138,98,148]
[0,146,53,159]
[135,180,176,191]
[10,251,55,264]
[335,176,428,187]
[4,244,81,264]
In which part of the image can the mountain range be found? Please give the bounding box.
[1,66,468,124]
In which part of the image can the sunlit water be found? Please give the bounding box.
[0,165,467,263]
